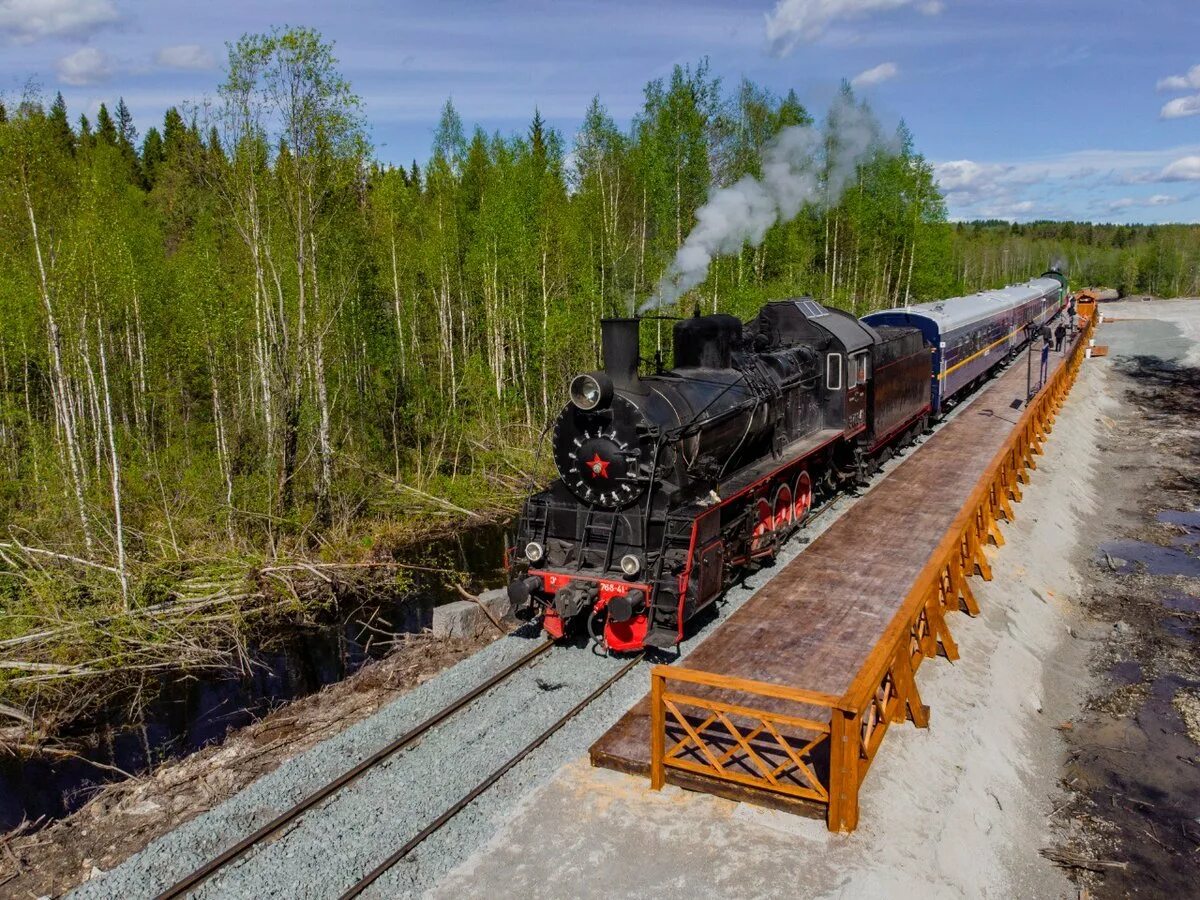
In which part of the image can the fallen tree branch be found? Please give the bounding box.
[0,541,121,576]
[0,704,33,726]
[454,584,506,634]
[1040,847,1130,872]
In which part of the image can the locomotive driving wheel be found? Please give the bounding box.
[750,497,774,557]
[772,484,793,532]
[793,469,813,523]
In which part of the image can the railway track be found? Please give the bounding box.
[154,639,555,900]
[153,641,644,900]
[339,653,643,899]
[152,476,852,898]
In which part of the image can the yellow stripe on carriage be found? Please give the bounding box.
[936,313,1054,382]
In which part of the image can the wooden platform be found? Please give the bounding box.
[590,327,1093,830]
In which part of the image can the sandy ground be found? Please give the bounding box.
[426,313,1162,899]
[1045,298,1200,897]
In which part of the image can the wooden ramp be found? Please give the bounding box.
[590,322,1095,832]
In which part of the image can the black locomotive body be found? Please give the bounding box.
[508,298,933,653]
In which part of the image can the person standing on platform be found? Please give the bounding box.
[1040,334,1051,385]
[1054,321,1067,351]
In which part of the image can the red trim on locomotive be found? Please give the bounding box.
[714,430,844,507]
[530,570,652,599]
[673,506,712,645]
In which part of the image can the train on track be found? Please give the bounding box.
[507,271,1068,653]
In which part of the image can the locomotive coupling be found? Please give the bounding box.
[554,582,597,619]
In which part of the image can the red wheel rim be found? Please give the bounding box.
[794,470,813,522]
[773,484,793,530]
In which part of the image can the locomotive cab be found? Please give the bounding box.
[745,300,873,438]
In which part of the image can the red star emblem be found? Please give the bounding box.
[585,452,610,479]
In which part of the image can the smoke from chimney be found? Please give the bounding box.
[642,93,894,312]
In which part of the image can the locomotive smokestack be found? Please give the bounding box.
[601,317,640,388]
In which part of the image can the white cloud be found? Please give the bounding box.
[1160,156,1200,182]
[154,44,216,71]
[56,45,112,85]
[765,0,941,55]
[933,146,1200,222]
[933,159,1030,197]
[1161,95,1200,120]
[850,61,898,87]
[1157,64,1200,92]
[977,199,1036,220]
[1107,194,1179,212]
[0,0,117,43]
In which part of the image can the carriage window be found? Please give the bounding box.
[855,353,869,384]
[826,353,842,391]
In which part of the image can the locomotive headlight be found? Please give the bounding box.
[525,541,545,563]
[569,372,614,411]
[620,553,642,576]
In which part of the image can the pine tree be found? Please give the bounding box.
[162,107,186,158]
[77,113,93,149]
[529,108,548,174]
[409,159,421,188]
[0,100,7,124]
[96,103,117,145]
[141,126,165,186]
[49,92,76,155]
[207,125,225,163]
[115,97,137,148]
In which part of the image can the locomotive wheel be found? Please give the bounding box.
[750,498,774,557]
[793,470,813,523]
[772,484,793,532]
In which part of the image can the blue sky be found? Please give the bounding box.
[2,0,1199,223]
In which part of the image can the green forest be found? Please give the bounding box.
[2,27,1198,728]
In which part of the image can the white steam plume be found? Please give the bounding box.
[643,94,892,312]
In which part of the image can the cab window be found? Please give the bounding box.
[853,353,868,385]
[826,353,842,390]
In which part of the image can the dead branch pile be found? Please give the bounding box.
[0,540,425,753]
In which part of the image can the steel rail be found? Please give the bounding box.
[339,652,646,900]
[154,638,555,900]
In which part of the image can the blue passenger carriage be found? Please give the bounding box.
[863,271,1066,414]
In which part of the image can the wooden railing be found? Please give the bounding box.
[649,667,838,804]
[649,315,1097,832]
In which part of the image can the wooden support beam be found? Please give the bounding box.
[828,709,860,833]
[649,669,665,791]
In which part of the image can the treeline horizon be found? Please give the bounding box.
[1,26,1197,601]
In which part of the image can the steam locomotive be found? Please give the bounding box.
[507,272,1067,653]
